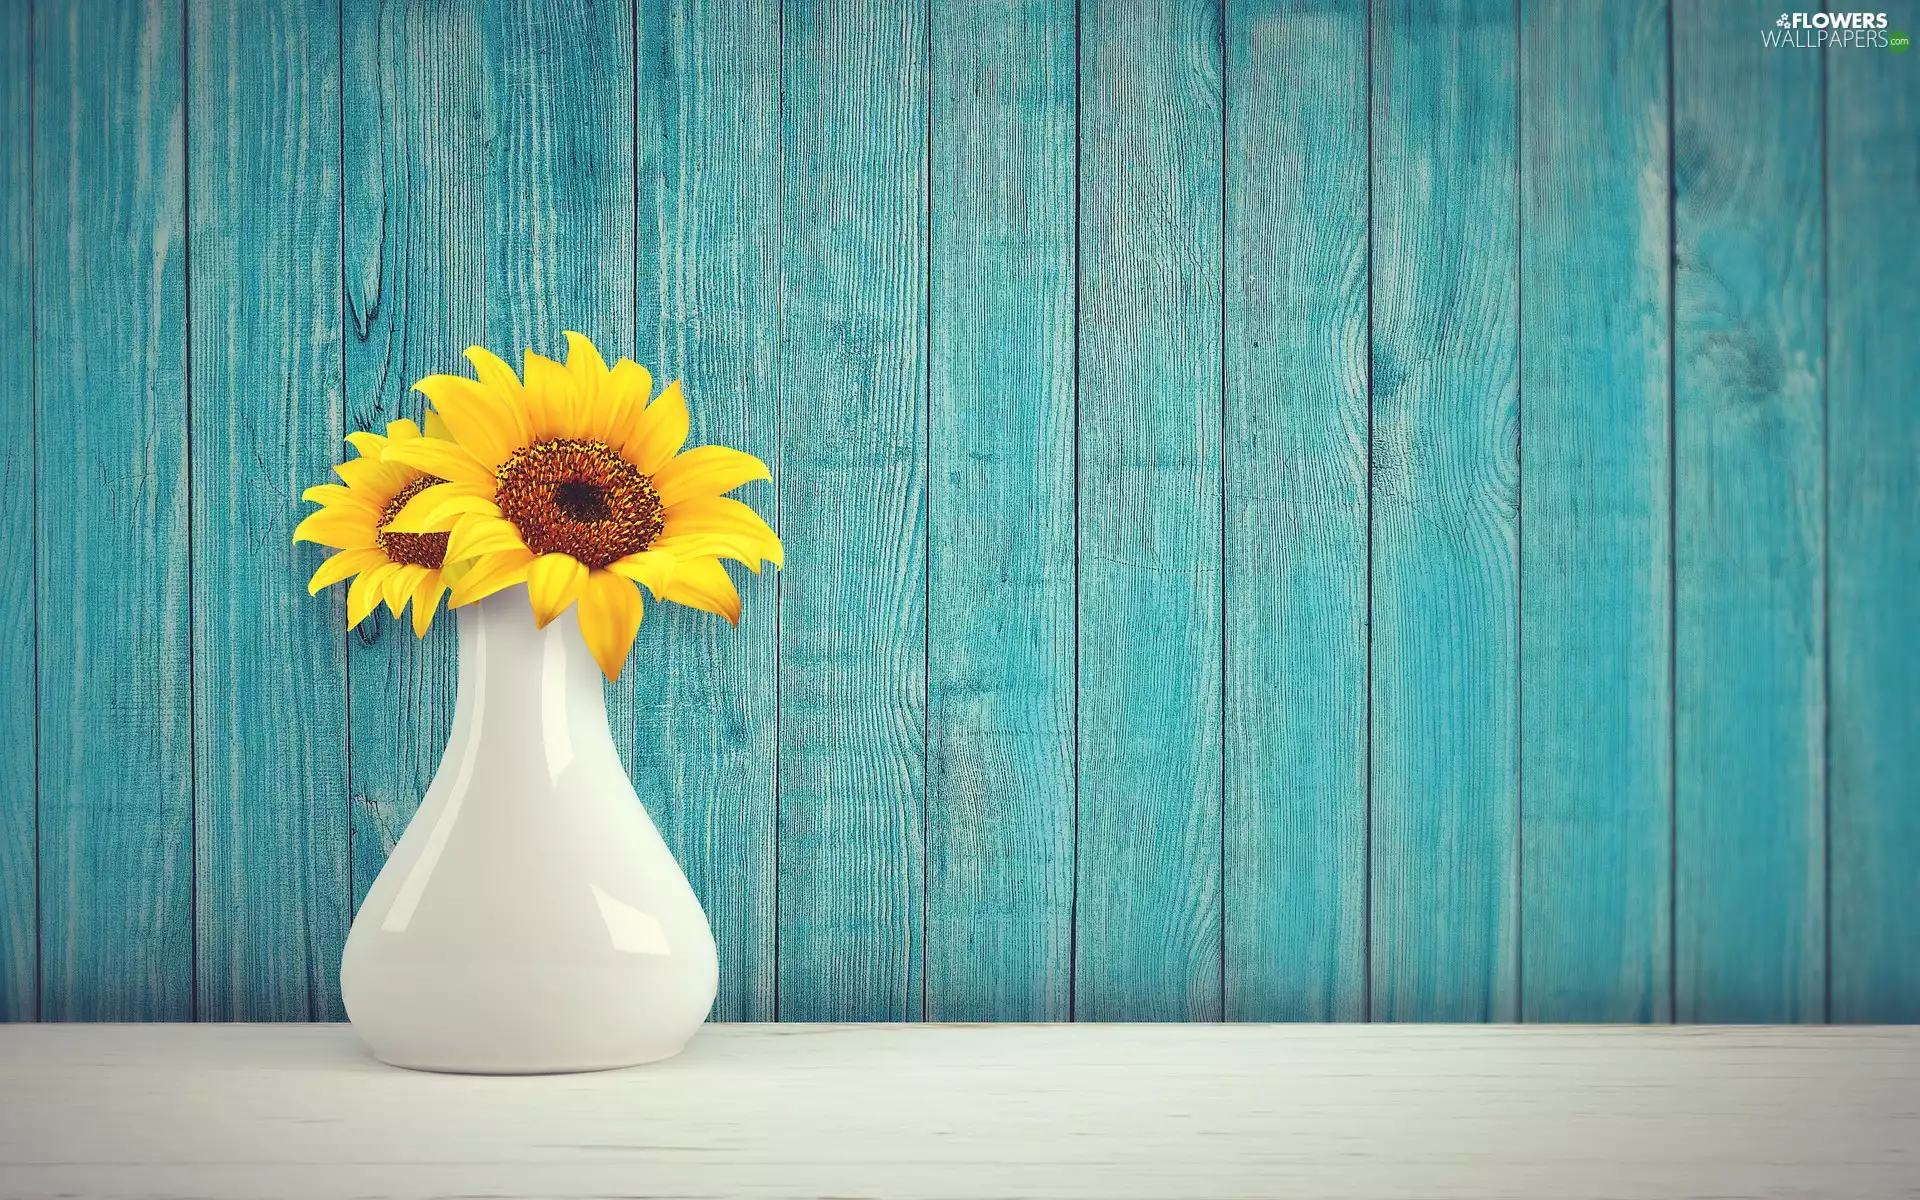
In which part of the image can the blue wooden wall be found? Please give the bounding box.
[1,0,1915,1024]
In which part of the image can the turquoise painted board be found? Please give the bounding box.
[188,0,350,1021]
[777,0,929,1022]
[1517,0,1672,1023]
[0,0,34,1021]
[926,0,1077,1023]
[1672,0,1825,1024]
[341,0,482,912]
[1828,45,1919,1023]
[632,0,783,1023]
[1368,0,1520,1022]
[1223,0,1369,1024]
[1077,0,1224,1023]
[33,0,194,1021]
[483,0,636,366]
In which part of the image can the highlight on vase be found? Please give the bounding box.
[293,331,783,678]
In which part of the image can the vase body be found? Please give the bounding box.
[340,586,717,1074]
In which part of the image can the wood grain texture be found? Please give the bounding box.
[32,0,194,1021]
[188,0,350,1021]
[925,0,1076,1022]
[1827,43,1919,1023]
[0,0,35,1022]
[632,0,782,1023]
[1223,0,1369,1023]
[1517,0,1672,1022]
[1368,0,1520,1022]
[777,0,929,1022]
[1672,0,1824,1024]
[1077,0,1225,1024]
[5,1024,1920,1199]
[482,0,635,362]
[341,0,484,914]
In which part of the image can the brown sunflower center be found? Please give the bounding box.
[377,475,450,569]
[494,438,663,569]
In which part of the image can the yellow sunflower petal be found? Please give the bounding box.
[348,562,400,628]
[523,350,586,440]
[426,494,501,530]
[658,556,742,625]
[465,345,543,445]
[563,332,625,441]
[445,513,529,563]
[659,495,784,568]
[563,330,610,401]
[416,373,527,469]
[384,419,423,442]
[623,380,689,474]
[410,571,448,637]
[333,454,413,498]
[385,482,500,533]
[605,549,677,599]
[423,408,453,442]
[650,532,766,574]
[345,431,388,459]
[602,359,656,451]
[576,569,644,681]
[382,481,464,532]
[526,552,588,628]
[381,437,495,487]
[293,506,379,550]
[448,547,537,607]
[300,483,381,515]
[306,546,387,594]
[650,445,773,508]
[464,345,525,396]
[383,564,426,617]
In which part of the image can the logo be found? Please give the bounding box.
[1765,11,1896,47]
[1893,30,1912,49]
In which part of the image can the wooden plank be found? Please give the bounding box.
[483,0,635,365]
[0,0,34,1021]
[1827,40,1919,1023]
[1368,0,1520,1022]
[632,0,782,1023]
[340,0,484,913]
[1671,0,1824,1023]
[1516,0,1672,1022]
[1222,0,1369,1023]
[188,0,349,1020]
[32,0,194,1021]
[1077,0,1224,1023]
[482,0,637,770]
[6,1025,1920,1199]
[778,0,928,1022]
[925,0,1075,1022]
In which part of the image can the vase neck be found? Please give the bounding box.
[452,585,615,778]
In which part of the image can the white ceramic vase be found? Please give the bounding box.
[340,585,718,1074]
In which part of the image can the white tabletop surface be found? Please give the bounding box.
[0,1022,1915,1200]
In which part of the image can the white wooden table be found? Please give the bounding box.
[1,1024,1915,1200]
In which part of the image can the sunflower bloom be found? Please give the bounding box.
[381,331,781,679]
[293,417,463,636]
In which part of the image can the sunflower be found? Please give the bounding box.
[293,417,464,636]
[378,331,782,679]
